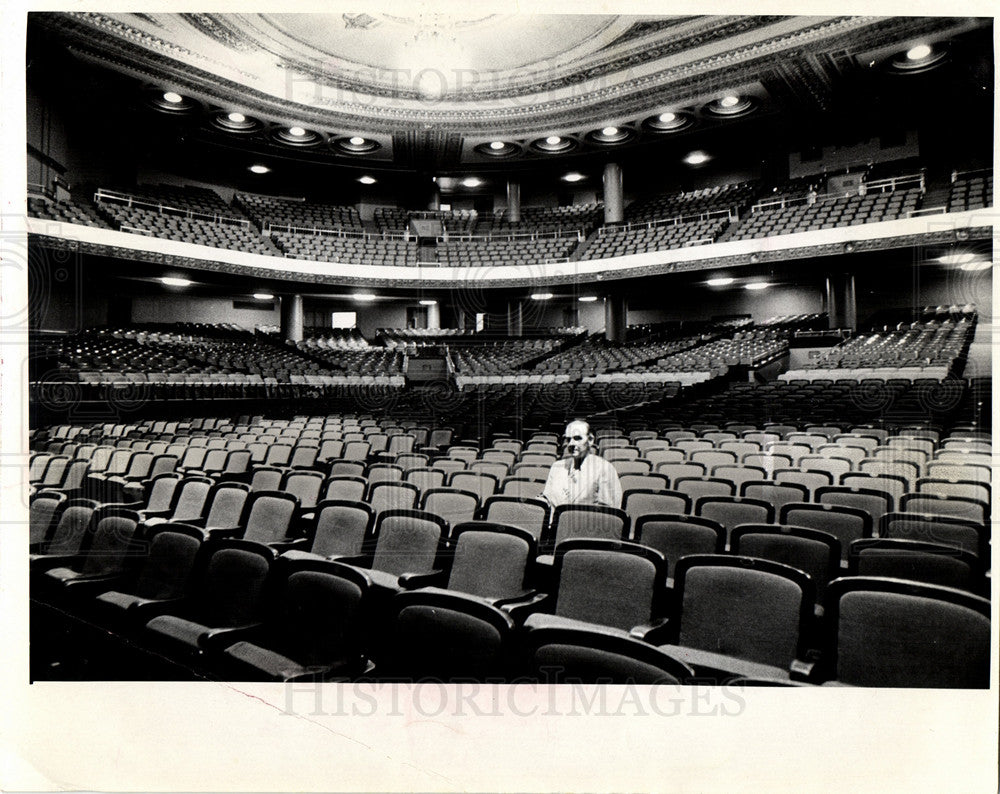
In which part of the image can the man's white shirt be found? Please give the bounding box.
[541,453,623,508]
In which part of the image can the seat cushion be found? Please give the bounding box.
[523,612,634,638]
[145,615,210,649]
[657,643,790,681]
[43,567,84,585]
[224,641,307,681]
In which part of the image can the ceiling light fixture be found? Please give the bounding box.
[530,292,554,301]
[161,276,192,287]
[704,94,757,117]
[249,164,270,174]
[706,277,734,286]
[490,141,506,150]
[562,172,585,182]
[959,260,992,272]
[289,126,306,136]
[357,175,376,185]
[545,136,561,145]
[601,126,619,136]
[462,177,482,188]
[578,296,599,302]
[684,151,710,165]
[419,299,438,306]
[938,251,980,265]
[227,112,246,123]
[907,44,933,60]
[349,136,366,146]
[745,282,770,291]
[353,293,377,302]
[162,91,183,104]
[253,292,274,300]
[644,110,693,133]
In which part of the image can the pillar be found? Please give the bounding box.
[426,301,441,330]
[280,293,304,343]
[506,180,521,223]
[427,179,441,211]
[507,300,523,337]
[825,274,857,331]
[604,295,627,343]
[603,162,624,224]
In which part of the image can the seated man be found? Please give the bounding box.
[541,419,623,509]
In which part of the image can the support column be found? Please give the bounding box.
[280,294,304,343]
[426,301,441,330]
[603,162,624,224]
[507,300,523,337]
[427,179,441,211]
[604,295,627,343]
[506,180,521,223]
[825,274,857,331]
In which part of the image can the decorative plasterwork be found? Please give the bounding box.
[33,13,981,136]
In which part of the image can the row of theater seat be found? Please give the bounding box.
[30,501,989,685]
[29,168,989,265]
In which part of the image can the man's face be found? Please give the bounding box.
[562,422,592,461]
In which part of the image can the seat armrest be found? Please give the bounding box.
[61,574,130,596]
[30,554,81,572]
[501,592,552,624]
[398,569,447,589]
[789,657,823,683]
[334,554,370,567]
[127,597,190,623]
[269,538,311,555]
[204,526,244,540]
[139,508,172,519]
[490,588,540,607]
[629,617,673,645]
[199,623,266,651]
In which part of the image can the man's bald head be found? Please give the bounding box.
[562,419,594,465]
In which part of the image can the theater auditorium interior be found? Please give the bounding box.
[24,12,994,687]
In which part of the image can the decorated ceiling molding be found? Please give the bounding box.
[34,12,984,137]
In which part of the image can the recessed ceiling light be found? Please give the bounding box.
[227,112,246,123]
[658,112,676,123]
[684,151,710,165]
[719,95,740,107]
[706,277,734,286]
[562,172,585,182]
[253,292,274,300]
[489,141,506,150]
[578,296,599,302]
[419,299,438,306]
[353,293,376,301]
[959,260,992,271]
[545,136,561,145]
[357,175,377,185]
[161,276,191,287]
[745,282,770,291]
[349,136,366,146]
[249,165,270,174]
[162,91,183,104]
[462,177,482,188]
[907,44,933,60]
[530,292,554,301]
[601,126,619,136]
[938,252,980,266]
[289,126,306,136]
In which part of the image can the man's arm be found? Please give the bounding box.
[597,459,623,509]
